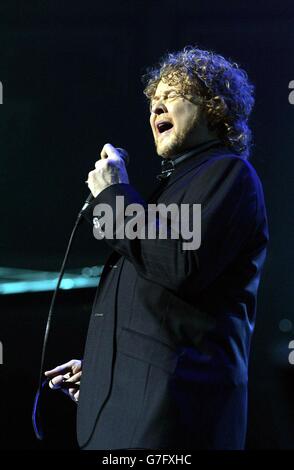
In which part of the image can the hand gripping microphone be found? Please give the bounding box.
[80,147,130,214]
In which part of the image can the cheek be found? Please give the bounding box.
[174,106,198,131]
[173,110,189,131]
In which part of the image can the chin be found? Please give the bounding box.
[156,148,174,158]
[154,135,175,157]
[156,139,184,158]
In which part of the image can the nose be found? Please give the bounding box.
[151,101,168,116]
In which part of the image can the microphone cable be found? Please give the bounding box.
[32,202,89,440]
[32,148,129,439]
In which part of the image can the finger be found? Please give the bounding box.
[87,170,94,184]
[101,143,125,161]
[72,361,82,374]
[63,372,72,380]
[62,377,80,389]
[50,379,79,392]
[94,159,104,169]
[45,367,71,378]
[65,371,82,383]
[68,388,76,400]
[44,360,77,377]
[68,388,79,402]
[48,375,64,389]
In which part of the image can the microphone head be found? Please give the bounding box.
[116,147,130,166]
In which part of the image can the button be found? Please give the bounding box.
[94,313,104,317]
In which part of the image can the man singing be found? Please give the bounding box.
[45,46,269,449]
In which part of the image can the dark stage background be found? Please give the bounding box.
[0,1,293,450]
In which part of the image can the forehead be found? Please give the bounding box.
[154,80,181,96]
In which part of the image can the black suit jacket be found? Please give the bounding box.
[77,145,269,450]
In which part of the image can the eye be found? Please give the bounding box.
[149,91,182,113]
[167,91,178,99]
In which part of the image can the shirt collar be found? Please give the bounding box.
[157,139,223,181]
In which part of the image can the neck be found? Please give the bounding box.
[169,138,222,161]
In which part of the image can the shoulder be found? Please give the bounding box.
[183,151,266,216]
[189,151,264,195]
[202,151,260,178]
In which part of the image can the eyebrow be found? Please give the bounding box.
[152,88,178,100]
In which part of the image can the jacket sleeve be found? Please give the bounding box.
[83,156,260,292]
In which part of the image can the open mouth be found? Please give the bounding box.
[156,120,174,135]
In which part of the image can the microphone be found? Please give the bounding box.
[80,147,130,213]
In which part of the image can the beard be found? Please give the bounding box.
[155,110,202,158]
